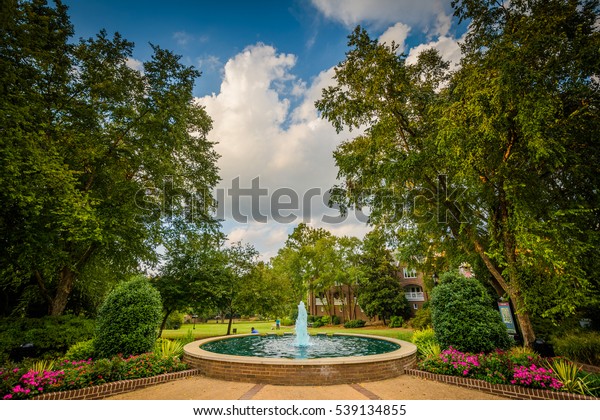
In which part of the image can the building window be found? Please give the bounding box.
[320,307,324,312]
[403,267,417,278]
[413,304,418,310]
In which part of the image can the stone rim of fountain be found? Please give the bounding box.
[184,333,415,365]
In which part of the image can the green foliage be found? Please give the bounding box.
[430,272,511,353]
[95,277,162,358]
[64,339,96,362]
[409,305,432,330]
[28,359,57,373]
[165,311,184,329]
[411,327,438,349]
[550,358,597,396]
[331,315,341,325]
[389,316,404,328]
[320,315,331,325]
[0,1,220,316]
[586,373,600,397]
[271,225,363,320]
[311,320,324,328]
[316,0,600,348]
[419,341,441,360]
[506,346,540,360]
[179,329,196,346]
[343,319,366,328]
[0,316,96,362]
[154,338,185,359]
[552,331,600,365]
[154,230,227,334]
[281,317,294,326]
[411,327,441,359]
[357,230,411,323]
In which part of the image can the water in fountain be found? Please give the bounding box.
[295,301,310,347]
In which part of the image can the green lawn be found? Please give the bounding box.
[161,320,413,342]
[161,320,274,339]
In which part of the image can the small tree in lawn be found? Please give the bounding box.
[430,272,511,353]
[95,276,162,358]
[357,229,410,325]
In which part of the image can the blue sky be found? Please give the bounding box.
[63,0,469,260]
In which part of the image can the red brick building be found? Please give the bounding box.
[306,264,429,322]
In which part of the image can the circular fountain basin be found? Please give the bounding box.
[183,333,417,385]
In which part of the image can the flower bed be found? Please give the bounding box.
[1,353,188,400]
[416,347,599,398]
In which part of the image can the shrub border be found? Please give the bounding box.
[406,369,598,400]
[31,369,201,400]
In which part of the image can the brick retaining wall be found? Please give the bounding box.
[405,369,598,400]
[32,369,201,400]
[184,353,417,386]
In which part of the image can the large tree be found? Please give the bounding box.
[0,0,219,316]
[153,225,224,334]
[316,0,600,346]
[214,241,261,335]
[270,223,333,307]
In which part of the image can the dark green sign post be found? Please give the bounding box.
[498,301,517,335]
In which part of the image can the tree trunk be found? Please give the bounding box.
[471,236,536,347]
[159,308,174,337]
[226,308,233,335]
[512,297,536,347]
[49,266,76,316]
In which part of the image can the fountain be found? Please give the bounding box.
[182,303,417,385]
[295,301,310,347]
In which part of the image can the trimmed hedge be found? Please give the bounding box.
[343,319,366,328]
[0,316,96,362]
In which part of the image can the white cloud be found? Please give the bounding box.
[406,34,464,68]
[197,55,223,73]
[173,31,194,46]
[379,22,411,52]
[126,57,144,72]
[311,0,453,36]
[195,44,371,260]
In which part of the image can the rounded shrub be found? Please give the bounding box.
[94,276,163,358]
[430,272,511,353]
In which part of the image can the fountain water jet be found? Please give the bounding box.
[295,301,310,347]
